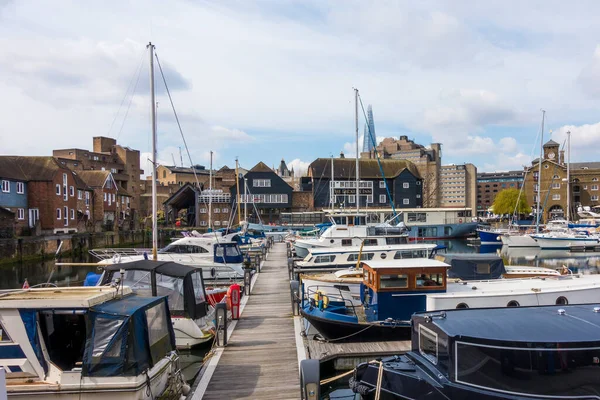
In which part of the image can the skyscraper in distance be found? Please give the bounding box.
[362,105,376,153]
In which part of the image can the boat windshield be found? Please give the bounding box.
[159,244,209,254]
[456,341,600,397]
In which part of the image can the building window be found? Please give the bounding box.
[93,156,99,161]
[63,206,68,225]
[214,208,220,213]
[593,178,599,182]
[552,194,561,201]
[214,221,221,226]
[553,175,560,179]
[111,168,117,174]
[379,194,386,203]
[56,184,61,195]
[222,208,229,213]
[200,208,207,213]
[222,221,228,226]
[253,179,271,187]
[366,195,373,203]
[85,192,90,205]
[379,181,386,189]
[403,182,409,189]
[103,193,107,202]
[551,183,560,189]
[592,196,599,201]
[348,195,355,204]
[593,185,599,191]
[112,193,115,202]
[70,209,75,220]
[16,182,24,194]
[200,221,207,226]
[56,208,61,220]
[1,180,9,193]
[416,181,421,185]
[17,208,24,220]
[69,186,74,196]
[77,190,82,199]
[403,198,410,205]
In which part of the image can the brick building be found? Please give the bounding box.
[476,170,524,214]
[77,171,131,231]
[439,164,478,215]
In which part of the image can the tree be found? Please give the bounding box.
[492,189,531,216]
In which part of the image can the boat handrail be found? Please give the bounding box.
[304,284,360,318]
[89,248,152,260]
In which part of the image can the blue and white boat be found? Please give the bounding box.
[531,230,600,250]
[348,304,600,399]
[476,226,508,245]
[0,286,185,399]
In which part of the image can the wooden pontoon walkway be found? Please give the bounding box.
[201,243,300,399]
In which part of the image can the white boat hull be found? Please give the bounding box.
[172,316,214,349]
[500,234,538,247]
[533,237,599,250]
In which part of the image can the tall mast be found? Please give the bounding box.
[244,178,248,221]
[330,156,334,210]
[566,130,571,223]
[536,109,545,233]
[235,158,242,225]
[148,42,158,261]
[354,88,359,214]
[208,150,213,230]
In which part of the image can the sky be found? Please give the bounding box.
[2,1,600,177]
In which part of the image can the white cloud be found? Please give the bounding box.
[552,122,600,159]
[287,159,311,176]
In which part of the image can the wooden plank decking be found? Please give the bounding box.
[202,243,300,400]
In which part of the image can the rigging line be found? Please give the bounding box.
[116,52,146,141]
[106,47,147,138]
[511,120,543,220]
[357,93,397,218]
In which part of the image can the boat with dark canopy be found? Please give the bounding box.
[100,260,214,349]
[349,304,600,399]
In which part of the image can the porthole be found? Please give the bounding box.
[556,296,568,305]
[507,300,520,307]
[456,303,469,309]
[330,239,335,244]
[380,253,387,259]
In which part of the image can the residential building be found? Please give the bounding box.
[439,164,478,215]
[0,157,85,234]
[523,139,600,221]
[77,171,131,231]
[53,136,141,225]
[230,162,293,224]
[307,157,423,209]
[477,170,524,213]
[163,184,233,228]
[361,136,441,207]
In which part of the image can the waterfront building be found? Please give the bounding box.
[361,136,441,207]
[439,164,477,216]
[361,104,376,154]
[307,157,423,210]
[476,170,524,214]
[53,136,141,226]
[523,139,600,221]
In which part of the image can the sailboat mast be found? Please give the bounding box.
[209,151,213,229]
[235,158,242,225]
[567,130,571,222]
[536,110,545,233]
[148,42,158,261]
[330,156,334,210]
[354,88,359,214]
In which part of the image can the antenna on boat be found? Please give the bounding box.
[148,42,158,261]
[536,109,545,234]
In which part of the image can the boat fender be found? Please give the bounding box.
[210,268,216,278]
[459,218,463,223]
[112,253,121,264]
[313,290,329,309]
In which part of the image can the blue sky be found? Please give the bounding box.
[2,1,600,176]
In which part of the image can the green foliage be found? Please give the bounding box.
[492,189,531,216]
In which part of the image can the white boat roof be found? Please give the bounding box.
[0,287,129,308]
[363,259,450,269]
[308,243,437,255]
[171,237,235,246]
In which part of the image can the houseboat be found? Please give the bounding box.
[293,212,408,258]
[300,258,600,341]
[92,237,245,280]
[394,208,477,240]
[0,286,185,399]
[100,260,215,349]
[348,304,600,399]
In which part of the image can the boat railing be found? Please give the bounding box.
[303,284,360,318]
[89,248,152,260]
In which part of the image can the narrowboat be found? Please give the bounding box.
[100,260,215,349]
[349,304,600,399]
[0,286,185,399]
[300,258,600,341]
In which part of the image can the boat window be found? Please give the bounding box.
[192,271,206,304]
[416,273,443,287]
[380,253,387,259]
[347,253,374,262]
[394,250,426,259]
[456,342,600,397]
[314,255,336,263]
[341,239,352,246]
[507,300,520,307]
[380,274,408,289]
[386,237,404,245]
[364,270,369,283]
[92,317,124,357]
[160,244,209,254]
[476,263,490,274]
[407,212,427,222]
[0,321,12,342]
[333,285,350,292]
[117,270,153,295]
[155,273,185,311]
[363,239,378,246]
[419,325,438,365]
[556,296,568,305]
[224,245,241,257]
[39,310,88,371]
[456,303,469,309]
[146,302,169,348]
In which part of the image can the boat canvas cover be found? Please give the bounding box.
[102,260,208,320]
[441,253,506,280]
[213,242,244,264]
[82,295,175,377]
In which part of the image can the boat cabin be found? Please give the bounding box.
[0,287,176,390]
[360,259,450,323]
[101,260,209,320]
[159,239,244,264]
[328,212,368,226]
[409,305,600,398]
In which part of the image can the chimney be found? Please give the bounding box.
[559,150,565,165]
